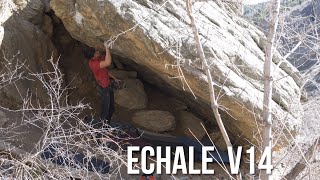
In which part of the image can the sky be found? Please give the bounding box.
[243,0,270,4]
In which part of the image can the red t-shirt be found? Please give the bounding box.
[89,56,110,88]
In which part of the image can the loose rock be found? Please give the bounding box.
[132,110,176,132]
[176,111,206,140]
[114,79,147,110]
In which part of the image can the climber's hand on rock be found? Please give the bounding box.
[114,78,121,84]
[103,41,109,48]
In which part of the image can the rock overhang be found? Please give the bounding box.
[50,0,303,149]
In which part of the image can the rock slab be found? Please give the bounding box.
[132,110,176,132]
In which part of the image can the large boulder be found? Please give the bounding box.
[175,111,206,140]
[132,110,176,132]
[50,0,303,148]
[0,0,57,108]
[209,128,227,151]
[114,79,148,110]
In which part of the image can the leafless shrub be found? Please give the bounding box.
[0,55,131,179]
[0,51,28,90]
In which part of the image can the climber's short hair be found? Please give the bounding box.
[82,47,95,60]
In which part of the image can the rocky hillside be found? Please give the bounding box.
[245,0,320,96]
[0,0,303,151]
[282,0,320,95]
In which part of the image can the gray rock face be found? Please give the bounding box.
[0,0,57,108]
[0,111,9,127]
[132,110,175,132]
[50,0,303,148]
[245,0,320,96]
[287,0,320,96]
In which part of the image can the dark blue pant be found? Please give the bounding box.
[100,86,114,125]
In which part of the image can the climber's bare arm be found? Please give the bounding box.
[100,47,112,68]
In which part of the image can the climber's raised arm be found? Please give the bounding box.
[100,45,112,68]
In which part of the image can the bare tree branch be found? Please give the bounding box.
[185,1,242,179]
[261,0,281,179]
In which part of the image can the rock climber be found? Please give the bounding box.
[86,42,120,126]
